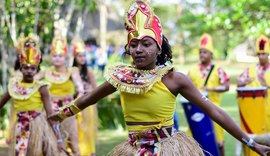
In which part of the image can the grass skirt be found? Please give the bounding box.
[8,111,65,156]
[108,130,204,156]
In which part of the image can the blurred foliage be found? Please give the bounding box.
[3,0,58,45]
[97,93,125,129]
[0,85,8,131]
[2,0,96,48]
[178,0,270,59]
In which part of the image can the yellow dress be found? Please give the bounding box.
[44,66,80,155]
[45,66,75,98]
[78,80,97,155]
[7,77,59,156]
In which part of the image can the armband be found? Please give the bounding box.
[57,101,81,121]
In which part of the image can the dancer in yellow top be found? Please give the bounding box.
[72,37,97,156]
[188,33,230,156]
[36,35,84,156]
[49,1,270,155]
[0,35,65,156]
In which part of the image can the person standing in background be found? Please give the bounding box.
[237,34,270,144]
[85,38,97,70]
[35,35,84,156]
[0,36,65,156]
[72,37,97,156]
[188,33,230,156]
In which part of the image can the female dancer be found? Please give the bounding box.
[72,37,97,156]
[0,36,64,156]
[35,35,84,156]
[49,1,270,155]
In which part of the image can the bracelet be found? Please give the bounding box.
[57,100,81,121]
[242,138,254,148]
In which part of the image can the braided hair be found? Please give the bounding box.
[123,35,173,66]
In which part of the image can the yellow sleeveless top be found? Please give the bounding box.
[105,64,175,131]
[8,78,48,112]
[120,81,176,130]
[45,66,76,97]
[189,65,224,105]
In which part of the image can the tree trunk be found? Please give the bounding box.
[0,33,8,91]
[34,0,40,35]
[99,2,107,52]
[0,1,8,91]
[53,0,75,37]
[63,0,75,37]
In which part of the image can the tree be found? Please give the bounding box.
[178,0,270,60]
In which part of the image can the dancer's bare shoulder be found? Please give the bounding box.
[162,71,191,96]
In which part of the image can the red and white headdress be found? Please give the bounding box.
[125,0,163,49]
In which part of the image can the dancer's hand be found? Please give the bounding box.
[252,142,270,156]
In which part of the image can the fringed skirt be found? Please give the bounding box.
[109,126,204,156]
[8,110,64,156]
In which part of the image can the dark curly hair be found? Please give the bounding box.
[123,35,173,66]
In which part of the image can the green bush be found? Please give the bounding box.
[97,93,125,130]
